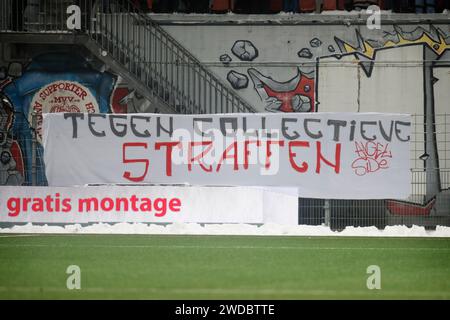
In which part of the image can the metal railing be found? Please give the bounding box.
[0,0,257,114]
[0,110,46,187]
[299,169,450,230]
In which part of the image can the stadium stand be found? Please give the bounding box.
[299,0,317,12]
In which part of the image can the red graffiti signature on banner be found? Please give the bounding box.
[351,141,392,176]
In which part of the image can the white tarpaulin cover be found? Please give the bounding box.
[43,112,411,199]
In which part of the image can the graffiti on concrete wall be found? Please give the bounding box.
[248,68,314,112]
[1,61,26,186]
[0,52,117,185]
[0,52,161,186]
[0,89,23,186]
[222,39,315,113]
[111,81,160,114]
[323,26,450,217]
[220,25,450,218]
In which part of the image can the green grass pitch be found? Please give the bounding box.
[0,234,449,299]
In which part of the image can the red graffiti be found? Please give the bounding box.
[386,199,435,216]
[111,87,130,113]
[10,141,24,177]
[351,141,392,176]
[50,105,81,113]
[262,73,315,112]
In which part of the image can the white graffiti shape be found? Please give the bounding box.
[227,71,249,90]
[231,40,259,61]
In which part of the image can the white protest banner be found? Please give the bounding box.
[43,113,411,199]
[0,186,298,224]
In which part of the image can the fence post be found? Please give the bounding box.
[31,111,37,186]
[324,199,331,227]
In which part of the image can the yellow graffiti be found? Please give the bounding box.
[338,28,450,59]
[342,41,376,59]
